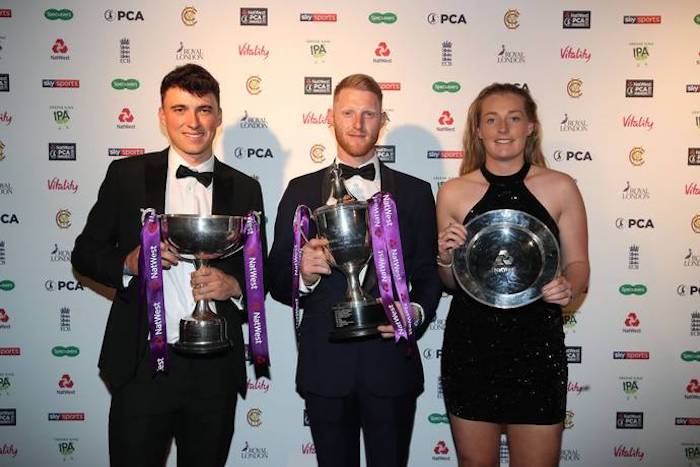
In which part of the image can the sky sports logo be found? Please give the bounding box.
[300,13,336,22]
[428,150,463,159]
[108,147,144,157]
[42,79,79,88]
[613,351,649,360]
[48,412,85,421]
[0,347,20,356]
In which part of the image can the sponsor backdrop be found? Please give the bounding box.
[0,1,699,465]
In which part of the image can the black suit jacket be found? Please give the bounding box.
[71,148,266,395]
[268,162,441,397]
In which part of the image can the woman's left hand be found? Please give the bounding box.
[541,276,574,306]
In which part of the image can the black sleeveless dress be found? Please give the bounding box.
[441,163,567,424]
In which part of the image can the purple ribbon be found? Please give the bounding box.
[292,205,311,333]
[139,210,168,374]
[368,193,412,342]
[243,212,269,367]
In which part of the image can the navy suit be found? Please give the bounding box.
[72,148,266,467]
[268,162,441,467]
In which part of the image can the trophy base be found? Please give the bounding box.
[173,317,231,354]
[330,301,388,341]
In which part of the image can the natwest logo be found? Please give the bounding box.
[117,108,135,129]
[240,8,267,26]
[623,312,641,333]
[437,110,455,131]
[49,143,76,161]
[50,38,70,60]
[304,77,332,95]
[432,440,451,461]
[373,42,391,63]
[686,378,700,399]
[626,79,653,97]
[57,373,76,395]
[613,445,645,461]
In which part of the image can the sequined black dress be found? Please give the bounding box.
[441,163,567,424]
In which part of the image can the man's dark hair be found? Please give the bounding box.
[160,64,220,105]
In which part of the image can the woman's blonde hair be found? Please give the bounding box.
[459,83,546,175]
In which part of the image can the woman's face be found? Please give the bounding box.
[477,92,534,163]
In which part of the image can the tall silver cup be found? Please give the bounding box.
[313,164,387,340]
[160,214,244,353]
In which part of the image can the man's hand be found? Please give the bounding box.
[377,302,421,339]
[190,266,241,301]
[123,242,179,276]
[300,238,332,286]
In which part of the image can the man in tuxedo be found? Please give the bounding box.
[71,64,265,467]
[268,74,441,467]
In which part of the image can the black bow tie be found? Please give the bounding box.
[338,163,376,181]
[176,165,213,188]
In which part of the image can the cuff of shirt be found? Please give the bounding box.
[231,295,244,311]
[299,276,321,295]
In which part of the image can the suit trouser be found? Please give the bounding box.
[305,390,417,467]
[108,348,238,467]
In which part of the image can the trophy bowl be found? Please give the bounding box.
[452,209,560,309]
[160,214,245,353]
[314,202,388,340]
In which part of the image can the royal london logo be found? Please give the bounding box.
[175,42,203,61]
[684,248,700,267]
[559,114,588,132]
[621,181,650,200]
[240,441,269,460]
[240,111,268,129]
[496,44,525,64]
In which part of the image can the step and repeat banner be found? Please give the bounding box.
[1,1,699,465]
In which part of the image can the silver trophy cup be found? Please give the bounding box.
[312,164,387,340]
[160,214,245,353]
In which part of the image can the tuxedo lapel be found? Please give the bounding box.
[319,164,333,207]
[212,158,235,215]
[144,149,168,214]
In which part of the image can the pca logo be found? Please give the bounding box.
[567,78,582,98]
[309,144,325,163]
[616,411,643,429]
[304,77,332,95]
[375,145,395,163]
[427,13,467,25]
[0,408,16,425]
[504,9,519,29]
[56,209,71,229]
[563,11,590,29]
[432,81,460,93]
[689,148,700,166]
[246,76,262,95]
[626,80,653,97]
[422,348,442,360]
[104,10,144,22]
[181,6,197,26]
[49,143,76,161]
[628,146,645,166]
[566,346,582,363]
[233,147,273,159]
[368,12,397,24]
[240,8,267,26]
[552,150,592,161]
[246,408,262,427]
[0,74,8,92]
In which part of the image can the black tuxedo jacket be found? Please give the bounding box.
[268,162,441,397]
[71,148,265,395]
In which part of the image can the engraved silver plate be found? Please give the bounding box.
[452,209,560,309]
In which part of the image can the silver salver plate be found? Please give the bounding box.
[452,209,560,309]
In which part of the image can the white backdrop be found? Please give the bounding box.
[1,0,699,465]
